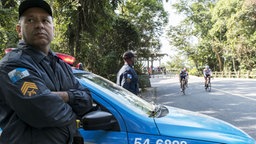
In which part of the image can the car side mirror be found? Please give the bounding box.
[81,111,116,130]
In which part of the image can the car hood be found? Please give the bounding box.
[154,106,255,143]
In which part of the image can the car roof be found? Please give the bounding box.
[72,68,91,74]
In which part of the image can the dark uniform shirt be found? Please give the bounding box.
[180,70,188,78]
[116,64,139,95]
[0,43,92,144]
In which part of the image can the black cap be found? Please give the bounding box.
[123,51,135,60]
[19,0,52,19]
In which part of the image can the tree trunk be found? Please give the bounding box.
[212,46,223,71]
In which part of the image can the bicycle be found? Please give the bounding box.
[181,78,186,95]
[205,76,211,92]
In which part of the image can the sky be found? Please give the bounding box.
[155,0,184,67]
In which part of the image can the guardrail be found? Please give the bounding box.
[212,71,256,79]
[142,69,256,80]
[148,71,256,79]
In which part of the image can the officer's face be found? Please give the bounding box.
[16,7,54,54]
[129,57,136,66]
[125,57,134,66]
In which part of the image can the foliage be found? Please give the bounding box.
[167,0,256,73]
[0,0,18,57]
[52,0,167,80]
[168,0,217,72]
[189,67,201,76]
[0,0,168,85]
[119,0,168,58]
[165,54,185,69]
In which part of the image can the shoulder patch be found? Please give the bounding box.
[8,68,30,83]
[126,74,132,83]
[21,82,38,96]
[127,74,132,79]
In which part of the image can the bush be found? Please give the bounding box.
[138,74,151,91]
[189,67,202,77]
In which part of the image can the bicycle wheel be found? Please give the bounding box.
[207,82,211,92]
[181,79,186,95]
[205,79,209,91]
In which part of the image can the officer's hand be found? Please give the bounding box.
[52,91,69,102]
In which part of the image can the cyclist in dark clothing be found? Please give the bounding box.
[117,51,139,95]
[179,68,189,91]
[0,1,92,144]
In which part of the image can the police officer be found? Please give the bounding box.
[117,51,139,95]
[0,0,92,144]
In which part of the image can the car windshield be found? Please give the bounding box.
[75,72,155,115]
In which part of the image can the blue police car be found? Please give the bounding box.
[0,52,255,143]
[71,69,255,144]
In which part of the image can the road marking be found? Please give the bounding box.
[212,88,256,102]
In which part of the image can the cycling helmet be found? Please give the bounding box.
[123,51,135,60]
[183,68,187,71]
[205,65,209,69]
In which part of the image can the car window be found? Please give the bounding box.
[75,72,155,116]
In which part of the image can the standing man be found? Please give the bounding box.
[0,0,92,144]
[117,51,139,95]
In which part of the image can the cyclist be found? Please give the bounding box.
[203,66,212,89]
[179,68,189,91]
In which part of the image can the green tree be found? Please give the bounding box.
[0,0,168,81]
[168,0,217,72]
[119,0,168,59]
[0,0,18,57]
[167,0,256,73]
[211,0,256,71]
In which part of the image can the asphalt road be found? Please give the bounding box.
[147,75,256,140]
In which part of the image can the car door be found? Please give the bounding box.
[79,93,128,144]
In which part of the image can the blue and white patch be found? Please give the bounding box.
[127,74,132,79]
[8,68,30,83]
